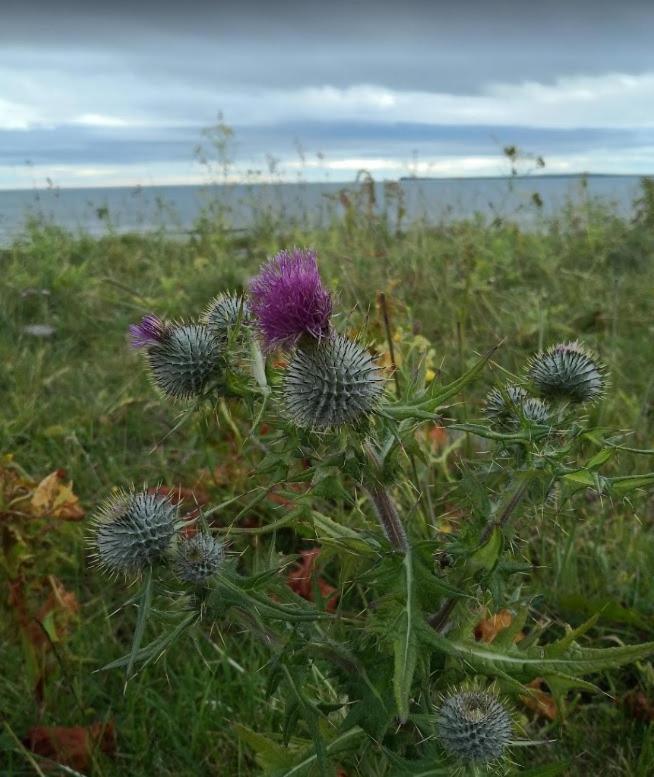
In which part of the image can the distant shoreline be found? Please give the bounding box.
[400,172,654,182]
[0,172,652,195]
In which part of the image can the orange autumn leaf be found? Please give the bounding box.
[287,548,338,612]
[474,609,513,643]
[26,721,116,771]
[30,470,84,521]
[520,678,557,721]
[428,424,449,451]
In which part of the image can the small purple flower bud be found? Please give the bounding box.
[128,315,168,349]
[248,248,332,351]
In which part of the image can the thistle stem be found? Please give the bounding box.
[363,440,409,553]
[366,484,409,553]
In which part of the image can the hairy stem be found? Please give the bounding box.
[363,440,409,553]
[366,484,409,553]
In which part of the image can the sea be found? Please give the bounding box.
[0,174,649,245]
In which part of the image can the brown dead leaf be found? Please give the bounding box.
[25,721,116,771]
[474,609,513,643]
[520,678,557,721]
[287,549,338,612]
[8,576,79,655]
[622,690,654,722]
[31,470,84,521]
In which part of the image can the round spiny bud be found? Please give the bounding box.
[90,490,178,576]
[283,335,384,429]
[484,385,528,427]
[147,323,223,399]
[521,396,551,425]
[527,341,606,403]
[202,293,249,342]
[175,533,224,585]
[437,690,512,764]
[484,385,550,429]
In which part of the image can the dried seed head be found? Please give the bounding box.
[202,293,250,342]
[484,385,550,429]
[90,489,178,577]
[147,323,223,399]
[175,533,225,585]
[437,690,512,764]
[283,335,384,429]
[527,341,607,403]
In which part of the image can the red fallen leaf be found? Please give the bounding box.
[520,678,557,721]
[287,549,338,612]
[25,721,116,770]
[148,484,210,506]
[266,482,308,507]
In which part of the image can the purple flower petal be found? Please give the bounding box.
[248,249,332,351]
[128,315,167,349]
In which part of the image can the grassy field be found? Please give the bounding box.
[2,181,654,775]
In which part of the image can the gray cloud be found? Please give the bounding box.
[2,1,654,92]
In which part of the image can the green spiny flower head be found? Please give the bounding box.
[202,293,250,342]
[147,322,223,400]
[283,334,385,429]
[521,396,550,425]
[484,385,528,428]
[175,532,225,586]
[437,689,512,765]
[484,385,550,429]
[527,341,607,403]
[90,489,179,577]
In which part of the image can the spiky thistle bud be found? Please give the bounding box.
[90,489,179,577]
[283,335,384,429]
[437,690,512,764]
[484,385,550,429]
[175,532,225,585]
[147,323,223,400]
[202,293,249,342]
[248,248,332,351]
[527,341,606,403]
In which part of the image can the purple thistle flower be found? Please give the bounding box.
[128,315,168,349]
[248,248,333,350]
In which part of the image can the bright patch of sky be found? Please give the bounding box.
[1,1,653,188]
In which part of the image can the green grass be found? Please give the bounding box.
[1,185,654,775]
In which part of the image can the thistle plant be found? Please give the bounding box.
[90,249,654,775]
[282,334,385,429]
[174,532,225,585]
[131,317,224,399]
[527,340,607,403]
[437,689,513,765]
[90,488,179,577]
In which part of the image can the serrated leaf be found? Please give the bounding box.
[419,623,654,679]
[393,552,418,723]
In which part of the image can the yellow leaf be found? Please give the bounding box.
[31,471,85,521]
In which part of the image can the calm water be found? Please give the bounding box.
[0,175,647,244]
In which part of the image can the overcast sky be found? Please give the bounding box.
[2,0,654,188]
